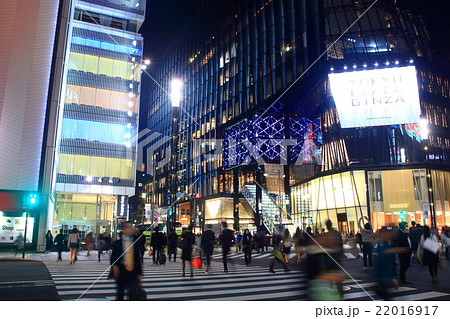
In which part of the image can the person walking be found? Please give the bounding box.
[97,233,108,262]
[54,230,65,262]
[219,222,235,272]
[85,232,95,256]
[269,230,289,274]
[410,223,423,264]
[168,231,178,262]
[282,229,292,264]
[441,226,450,260]
[235,231,242,253]
[242,229,253,266]
[150,227,165,265]
[374,227,398,300]
[418,226,440,283]
[293,227,304,262]
[394,222,412,284]
[358,217,374,269]
[110,221,144,300]
[14,233,24,256]
[45,230,53,253]
[180,226,195,277]
[201,224,215,274]
[67,228,80,264]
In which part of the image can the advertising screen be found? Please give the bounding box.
[329,66,421,128]
[0,217,34,243]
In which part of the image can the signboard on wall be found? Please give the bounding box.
[329,66,421,128]
[423,203,429,220]
[116,195,128,219]
[0,217,34,243]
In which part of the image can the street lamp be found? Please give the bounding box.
[171,78,183,107]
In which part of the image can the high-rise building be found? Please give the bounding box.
[0,0,60,250]
[145,0,449,235]
[51,0,146,240]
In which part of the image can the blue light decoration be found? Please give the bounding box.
[289,117,322,164]
[223,102,323,169]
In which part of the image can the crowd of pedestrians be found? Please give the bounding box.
[39,220,449,300]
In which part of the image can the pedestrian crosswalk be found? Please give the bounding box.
[45,260,307,301]
[42,251,449,301]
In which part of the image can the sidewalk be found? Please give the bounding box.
[0,258,60,300]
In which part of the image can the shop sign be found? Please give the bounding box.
[389,203,409,209]
[116,195,128,218]
[0,217,34,243]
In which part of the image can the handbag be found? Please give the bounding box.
[148,248,152,256]
[192,257,202,269]
[423,237,440,254]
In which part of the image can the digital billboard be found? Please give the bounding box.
[329,66,421,128]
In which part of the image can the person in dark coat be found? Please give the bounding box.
[201,224,216,274]
[394,222,412,284]
[180,226,196,277]
[110,221,144,301]
[45,230,53,253]
[168,231,178,262]
[219,222,235,272]
[242,229,253,266]
[150,227,165,265]
[53,230,65,262]
[135,230,147,263]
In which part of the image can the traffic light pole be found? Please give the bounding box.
[22,210,29,259]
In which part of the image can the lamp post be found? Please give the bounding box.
[170,78,182,233]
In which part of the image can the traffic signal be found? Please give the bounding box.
[195,193,201,199]
[27,193,38,207]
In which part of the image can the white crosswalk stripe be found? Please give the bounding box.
[45,260,306,301]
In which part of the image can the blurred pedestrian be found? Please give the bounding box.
[282,229,292,264]
[410,223,423,264]
[242,229,253,266]
[67,228,80,264]
[263,232,269,251]
[441,226,449,260]
[201,224,215,274]
[254,231,262,253]
[235,231,242,253]
[394,222,412,284]
[293,227,304,262]
[150,227,165,265]
[45,230,53,253]
[219,222,235,272]
[418,226,440,283]
[85,232,95,256]
[54,230,65,262]
[358,217,374,269]
[110,221,144,300]
[374,227,398,300]
[136,229,147,263]
[269,230,289,274]
[168,230,178,262]
[180,226,195,277]
[97,233,107,262]
[14,233,24,256]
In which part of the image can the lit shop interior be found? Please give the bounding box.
[53,193,118,239]
[291,169,450,234]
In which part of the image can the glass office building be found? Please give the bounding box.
[145,0,449,234]
[52,0,145,238]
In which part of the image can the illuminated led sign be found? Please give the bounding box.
[329,66,421,128]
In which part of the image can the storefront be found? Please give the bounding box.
[204,197,255,232]
[291,168,450,234]
[53,193,120,240]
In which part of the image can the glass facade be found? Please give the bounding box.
[145,0,449,233]
[292,168,450,235]
[52,0,145,236]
